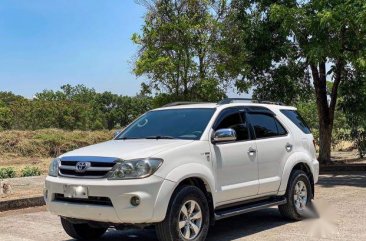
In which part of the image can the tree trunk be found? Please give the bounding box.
[310,59,343,165]
[318,122,332,163]
[310,62,333,164]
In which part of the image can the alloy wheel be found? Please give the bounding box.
[294,180,308,212]
[178,200,203,240]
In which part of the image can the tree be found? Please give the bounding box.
[0,100,12,130]
[35,84,96,103]
[133,0,227,101]
[0,91,25,105]
[221,0,366,163]
[339,67,366,158]
[0,85,154,131]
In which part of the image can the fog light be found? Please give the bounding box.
[130,196,141,206]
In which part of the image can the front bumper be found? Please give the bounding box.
[44,175,176,224]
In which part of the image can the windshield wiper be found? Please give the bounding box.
[145,135,176,140]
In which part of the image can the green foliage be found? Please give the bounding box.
[0,85,153,131]
[339,67,366,157]
[0,167,16,179]
[220,0,366,96]
[0,91,25,105]
[133,0,227,102]
[296,100,319,140]
[20,166,41,177]
[0,101,13,130]
[214,0,366,162]
[252,65,313,104]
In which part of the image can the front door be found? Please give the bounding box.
[211,108,259,204]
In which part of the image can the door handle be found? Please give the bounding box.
[285,143,293,152]
[248,147,257,156]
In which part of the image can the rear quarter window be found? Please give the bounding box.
[280,109,311,134]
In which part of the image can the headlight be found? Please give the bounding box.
[48,158,60,177]
[108,158,163,180]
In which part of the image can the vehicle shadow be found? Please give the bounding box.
[64,208,289,241]
[318,172,366,188]
[206,208,288,241]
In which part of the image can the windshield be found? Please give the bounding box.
[116,108,215,140]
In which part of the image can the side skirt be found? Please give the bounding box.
[214,197,287,221]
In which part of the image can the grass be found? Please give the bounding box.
[20,166,42,177]
[0,167,16,179]
[0,129,112,158]
[0,129,113,176]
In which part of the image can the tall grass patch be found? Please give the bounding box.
[0,129,112,158]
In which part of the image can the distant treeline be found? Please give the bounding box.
[0,85,154,130]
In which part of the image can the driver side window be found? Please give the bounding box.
[215,109,250,141]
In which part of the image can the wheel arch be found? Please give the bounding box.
[291,162,315,198]
[173,176,215,225]
[152,163,216,223]
[278,152,316,197]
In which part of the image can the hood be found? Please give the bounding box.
[60,139,194,160]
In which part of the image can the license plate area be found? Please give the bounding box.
[63,185,89,199]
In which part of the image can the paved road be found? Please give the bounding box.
[1,173,366,241]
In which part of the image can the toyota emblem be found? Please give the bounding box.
[75,162,91,173]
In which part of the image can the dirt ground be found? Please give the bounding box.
[331,151,366,164]
[0,173,365,241]
[0,176,44,201]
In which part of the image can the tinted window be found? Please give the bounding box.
[117,108,215,140]
[215,109,249,141]
[276,120,287,135]
[249,113,287,138]
[280,110,311,134]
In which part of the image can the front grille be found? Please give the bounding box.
[54,193,113,206]
[59,156,118,178]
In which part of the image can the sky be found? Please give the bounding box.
[0,0,147,98]
[0,0,244,99]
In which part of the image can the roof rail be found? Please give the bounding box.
[217,98,284,106]
[217,98,253,105]
[162,101,204,107]
[259,100,285,106]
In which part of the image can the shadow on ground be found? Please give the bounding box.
[65,208,288,241]
[318,172,366,188]
[62,174,366,241]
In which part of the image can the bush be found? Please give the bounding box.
[20,166,41,177]
[0,167,16,179]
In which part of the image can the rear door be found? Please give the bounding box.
[247,109,292,195]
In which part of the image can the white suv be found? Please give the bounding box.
[45,99,319,241]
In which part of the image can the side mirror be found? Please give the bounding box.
[113,130,122,139]
[212,128,237,143]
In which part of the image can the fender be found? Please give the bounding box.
[152,163,216,221]
[278,151,315,195]
[164,162,215,194]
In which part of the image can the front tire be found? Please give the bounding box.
[61,217,107,240]
[279,170,313,221]
[156,186,210,241]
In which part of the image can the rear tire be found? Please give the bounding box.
[61,217,107,240]
[155,185,210,241]
[279,170,312,221]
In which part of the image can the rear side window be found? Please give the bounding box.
[248,113,287,139]
[280,110,311,134]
